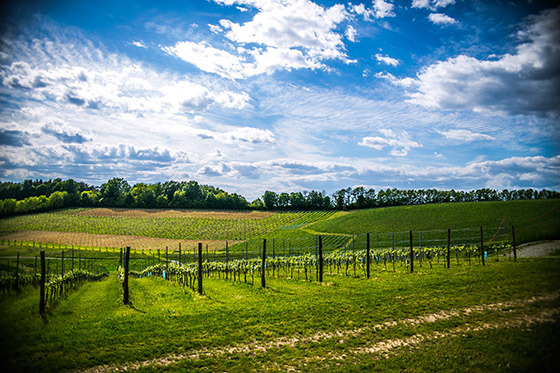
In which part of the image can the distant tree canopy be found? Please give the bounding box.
[0,178,558,217]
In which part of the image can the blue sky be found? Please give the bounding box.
[0,0,558,200]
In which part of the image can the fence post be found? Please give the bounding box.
[480,227,485,266]
[15,253,20,290]
[410,231,414,273]
[366,233,370,279]
[40,251,46,314]
[61,250,64,277]
[318,236,323,282]
[123,246,130,304]
[315,236,318,281]
[165,246,168,276]
[226,241,229,280]
[261,239,267,288]
[447,228,451,269]
[511,225,517,262]
[198,243,203,295]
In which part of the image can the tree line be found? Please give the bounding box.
[0,178,558,217]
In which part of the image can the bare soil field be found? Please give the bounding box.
[0,230,237,251]
[75,208,273,220]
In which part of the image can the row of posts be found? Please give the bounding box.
[120,225,518,304]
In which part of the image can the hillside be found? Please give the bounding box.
[306,199,560,244]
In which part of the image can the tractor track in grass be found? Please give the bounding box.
[78,291,560,372]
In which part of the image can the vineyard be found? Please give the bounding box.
[0,199,559,371]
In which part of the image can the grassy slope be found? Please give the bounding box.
[307,199,560,243]
[1,257,559,372]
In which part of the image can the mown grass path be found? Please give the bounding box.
[81,291,560,372]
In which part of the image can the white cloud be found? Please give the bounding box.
[131,40,147,48]
[375,53,400,67]
[428,13,457,25]
[438,129,495,142]
[405,7,560,117]
[0,35,251,115]
[197,127,276,144]
[373,0,395,19]
[174,0,352,78]
[346,25,358,42]
[350,0,395,21]
[412,0,455,11]
[374,71,415,87]
[162,41,246,80]
[359,129,422,156]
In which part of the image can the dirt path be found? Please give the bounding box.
[79,291,560,372]
[516,240,560,258]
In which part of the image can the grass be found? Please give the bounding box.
[1,257,559,372]
[308,199,560,244]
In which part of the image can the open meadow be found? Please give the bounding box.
[0,199,559,371]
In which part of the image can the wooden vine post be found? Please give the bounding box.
[447,228,451,269]
[197,243,203,295]
[409,230,414,273]
[318,236,324,282]
[39,250,46,314]
[165,246,169,277]
[14,253,19,290]
[123,246,130,305]
[511,225,517,262]
[261,239,267,288]
[480,227,485,266]
[366,233,370,279]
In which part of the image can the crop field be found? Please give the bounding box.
[0,199,559,371]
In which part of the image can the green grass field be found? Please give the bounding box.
[308,199,560,244]
[1,258,559,372]
[0,200,559,371]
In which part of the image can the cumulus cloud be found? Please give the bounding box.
[428,13,457,25]
[405,7,560,117]
[412,0,455,10]
[350,0,395,21]
[42,122,91,144]
[375,53,400,67]
[197,162,232,176]
[438,129,495,142]
[359,129,422,156]
[165,0,353,79]
[372,0,395,19]
[162,41,246,80]
[345,25,358,42]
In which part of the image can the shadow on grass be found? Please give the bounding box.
[124,301,147,314]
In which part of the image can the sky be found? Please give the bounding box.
[0,0,558,200]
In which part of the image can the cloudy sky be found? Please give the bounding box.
[0,0,558,200]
